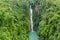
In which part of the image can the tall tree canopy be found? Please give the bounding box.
[0,0,60,40]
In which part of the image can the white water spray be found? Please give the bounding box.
[30,5,34,32]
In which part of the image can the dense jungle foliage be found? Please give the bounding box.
[0,0,60,40]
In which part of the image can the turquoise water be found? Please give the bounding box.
[29,31,38,40]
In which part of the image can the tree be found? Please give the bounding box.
[38,0,60,40]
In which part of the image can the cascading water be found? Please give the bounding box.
[29,5,39,40]
[30,5,33,32]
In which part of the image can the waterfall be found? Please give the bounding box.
[29,5,39,40]
[30,5,33,32]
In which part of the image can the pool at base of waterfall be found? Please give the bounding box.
[29,31,39,40]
